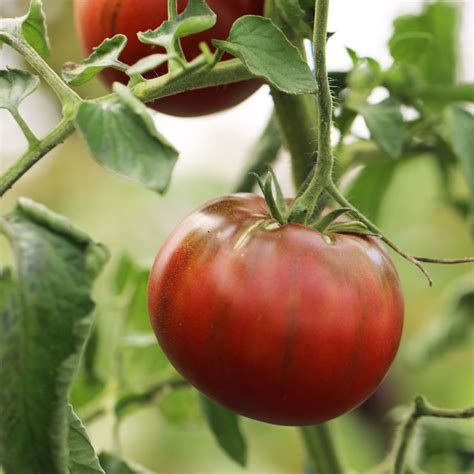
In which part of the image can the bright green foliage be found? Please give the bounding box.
[62,35,128,86]
[75,84,178,194]
[214,16,317,94]
[21,0,50,57]
[138,0,216,55]
[358,99,405,158]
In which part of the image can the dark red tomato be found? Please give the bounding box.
[148,194,404,425]
[74,0,264,117]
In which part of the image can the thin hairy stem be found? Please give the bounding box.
[329,181,474,285]
[392,396,474,474]
[0,118,76,196]
[290,0,334,218]
[10,109,39,147]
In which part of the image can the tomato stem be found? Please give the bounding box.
[329,181,474,284]
[168,0,178,20]
[264,0,319,188]
[9,108,39,148]
[0,118,76,196]
[1,34,82,108]
[391,396,474,474]
[288,0,334,221]
[301,424,345,474]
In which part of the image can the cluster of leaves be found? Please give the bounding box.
[0,0,317,196]
[331,2,473,235]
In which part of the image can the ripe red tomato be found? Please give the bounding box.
[148,195,404,425]
[74,0,264,117]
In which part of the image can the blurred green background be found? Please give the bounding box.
[0,1,473,473]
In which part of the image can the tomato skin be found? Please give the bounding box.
[148,194,404,425]
[74,0,264,117]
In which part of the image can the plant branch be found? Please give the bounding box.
[0,118,76,196]
[392,396,474,474]
[301,424,345,474]
[168,0,178,20]
[412,256,474,264]
[234,112,282,193]
[2,35,81,108]
[115,378,189,418]
[264,0,319,188]
[131,58,254,103]
[81,378,189,425]
[10,108,39,147]
[290,0,334,219]
[328,182,474,284]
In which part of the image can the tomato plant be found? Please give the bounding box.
[148,194,404,425]
[74,0,264,116]
[1,0,473,473]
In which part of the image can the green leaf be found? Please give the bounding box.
[445,106,474,230]
[127,53,178,76]
[138,0,216,54]
[199,395,247,467]
[343,160,399,224]
[275,0,312,38]
[21,0,50,57]
[389,31,432,64]
[0,68,39,112]
[326,221,379,237]
[75,83,178,193]
[0,198,108,474]
[68,405,104,474]
[213,16,317,94]
[62,35,128,87]
[312,208,353,232]
[98,452,152,474]
[159,387,199,425]
[390,2,457,84]
[345,57,382,110]
[359,99,405,158]
[346,47,359,66]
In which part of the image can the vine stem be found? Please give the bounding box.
[0,118,75,196]
[10,109,39,147]
[168,0,178,20]
[264,0,319,189]
[392,396,474,474]
[290,0,333,218]
[1,34,81,108]
[301,424,345,474]
[329,181,474,285]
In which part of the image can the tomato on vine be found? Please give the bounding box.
[74,0,264,116]
[148,194,404,425]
